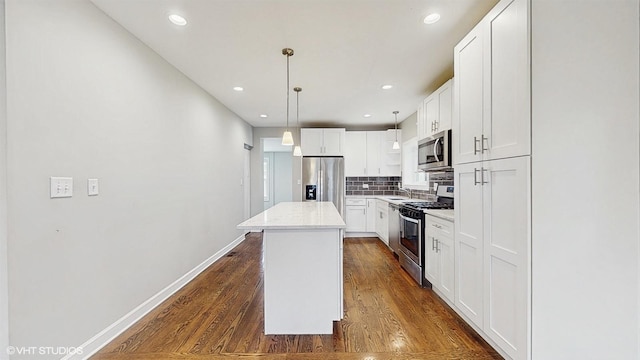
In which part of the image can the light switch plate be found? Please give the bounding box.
[50,177,73,198]
[87,178,99,196]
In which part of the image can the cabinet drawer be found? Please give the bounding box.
[426,215,452,236]
[346,198,367,206]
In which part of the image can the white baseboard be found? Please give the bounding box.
[63,234,247,360]
[344,232,377,238]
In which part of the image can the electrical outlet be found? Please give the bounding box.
[433,182,438,191]
[362,183,369,189]
[50,177,73,198]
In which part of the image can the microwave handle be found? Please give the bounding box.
[433,138,440,162]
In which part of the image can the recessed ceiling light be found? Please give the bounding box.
[381,85,393,90]
[233,86,244,92]
[260,114,268,118]
[168,14,187,26]
[363,114,372,118]
[423,13,441,24]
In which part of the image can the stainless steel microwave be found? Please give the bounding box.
[418,130,452,171]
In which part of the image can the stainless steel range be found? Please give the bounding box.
[398,185,454,286]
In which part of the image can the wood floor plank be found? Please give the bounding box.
[92,233,501,359]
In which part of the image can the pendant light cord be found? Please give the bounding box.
[286,53,290,131]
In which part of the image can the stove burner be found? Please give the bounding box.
[402,201,453,210]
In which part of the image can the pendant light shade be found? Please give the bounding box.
[282,131,294,146]
[281,48,294,146]
[392,110,400,150]
[293,86,303,157]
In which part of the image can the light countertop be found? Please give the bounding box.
[237,201,346,230]
[425,209,454,222]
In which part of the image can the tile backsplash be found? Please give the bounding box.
[407,171,454,200]
[346,171,453,200]
[346,176,401,196]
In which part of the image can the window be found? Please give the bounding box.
[263,156,270,202]
[401,136,429,188]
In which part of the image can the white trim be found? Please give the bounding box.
[63,234,247,360]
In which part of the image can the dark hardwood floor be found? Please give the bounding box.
[92,233,501,360]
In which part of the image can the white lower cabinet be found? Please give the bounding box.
[375,200,389,245]
[424,215,455,304]
[344,198,382,235]
[366,199,377,232]
[345,199,367,232]
[455,156,530,360]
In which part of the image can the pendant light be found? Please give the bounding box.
[281,48,294,146]
[293,87,303,157]
[392,110,400,150]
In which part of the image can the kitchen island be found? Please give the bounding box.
[237,201,346,334]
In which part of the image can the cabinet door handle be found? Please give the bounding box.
[482,168,489,185]
[474,168,481,186]
[434,224,442,229]
[473,136,480,155]
[435,238,439,253]
[481,135,489,154]
[432,237,436,251]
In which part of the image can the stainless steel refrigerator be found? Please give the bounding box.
[302,157,345,217]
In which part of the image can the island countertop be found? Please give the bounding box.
[237,201,346,231]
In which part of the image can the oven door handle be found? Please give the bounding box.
[399,213,420,225]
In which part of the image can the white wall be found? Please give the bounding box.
[531,0,639,359]
[5,0,252,354]
[0,1,9,358]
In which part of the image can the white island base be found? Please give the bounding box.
[263,228,342,334]
[237,202,346,335]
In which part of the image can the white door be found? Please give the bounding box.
[484,0,530,161]
[454,162,484,327]
[454,24,484,165]
[345,206,367,232]
[483,156,530,360]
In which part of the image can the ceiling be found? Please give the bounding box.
[90,0,498,128]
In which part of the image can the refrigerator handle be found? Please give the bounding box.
[318,169,323,201]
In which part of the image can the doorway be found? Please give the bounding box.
[262,138,292,210]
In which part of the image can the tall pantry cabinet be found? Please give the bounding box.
[455,0,639,359]
[453,0,530,359]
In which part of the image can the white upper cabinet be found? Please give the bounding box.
[416,100,427,141]
[417,79,454,141]
[345,131,367,176]
[344,130,401,177]
[453,0,530,165]
[425,79,453,138]
[454,24,485,165]
[300,128,346,156]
